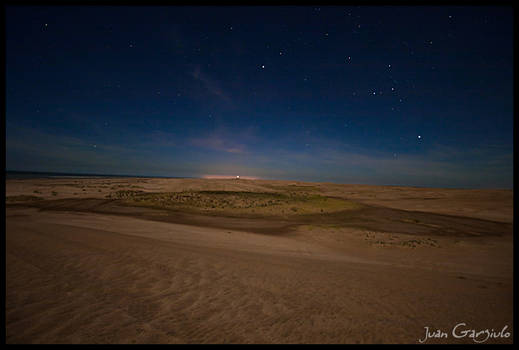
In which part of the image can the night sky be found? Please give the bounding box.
[6,6,514,188]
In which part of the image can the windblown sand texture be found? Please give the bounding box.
[6,178,513,343]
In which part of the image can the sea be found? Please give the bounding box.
[5,170,188,180]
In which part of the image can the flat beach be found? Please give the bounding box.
[5,177,513,343]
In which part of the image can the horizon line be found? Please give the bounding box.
[5,169,513,191]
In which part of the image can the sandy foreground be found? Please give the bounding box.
[5,178,514,343]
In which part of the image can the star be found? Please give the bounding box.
[388,64,391,68]
[261,65,265,69]
[391,87,395,91]
[372,91,376,95]
[324,33,329,37]
[279,51,283,56]
[44,23,48,27]
[418,135,422,139]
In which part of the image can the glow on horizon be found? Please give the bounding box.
[201,174,260,180]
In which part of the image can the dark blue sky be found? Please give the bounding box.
[6,5,514,188]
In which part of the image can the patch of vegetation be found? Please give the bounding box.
[51,191,58,196]
[114,190,362,217]
[107,190,146,199]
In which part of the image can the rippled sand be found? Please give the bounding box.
[5,178,513,343]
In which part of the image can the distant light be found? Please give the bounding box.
[236,175,240,179]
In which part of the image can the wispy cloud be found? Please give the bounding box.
[191,65,232,104]
[258,141,513,188]
[190,134,246,154]
[188,126,260,155]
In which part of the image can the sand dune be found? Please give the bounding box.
[5,178,513,343]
